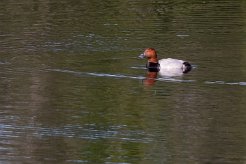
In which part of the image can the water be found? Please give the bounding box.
[1,1,246,163]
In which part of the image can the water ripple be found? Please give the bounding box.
[205,81,246,86]
[47,68,246,86]
[0,123,152,143]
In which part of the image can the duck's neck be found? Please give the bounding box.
[148,58,158,63]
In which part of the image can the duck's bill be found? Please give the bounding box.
[138,53,145,59]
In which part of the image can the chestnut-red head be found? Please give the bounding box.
[139,48,158,63]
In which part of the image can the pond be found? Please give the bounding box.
[0,1,246,163]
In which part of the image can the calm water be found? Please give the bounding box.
[1,1,246,163]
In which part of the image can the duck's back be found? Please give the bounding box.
[159,58,184,69]
[158,58,186,76]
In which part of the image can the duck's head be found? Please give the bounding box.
[139,48,158,63]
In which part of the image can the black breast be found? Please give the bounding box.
[146,62,160,72]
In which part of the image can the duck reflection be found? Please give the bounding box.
[143,71,158,86]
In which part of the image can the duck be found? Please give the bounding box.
[139,48,192,76]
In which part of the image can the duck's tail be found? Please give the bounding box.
[182,62,192,73]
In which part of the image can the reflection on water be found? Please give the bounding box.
[1,0,246,163]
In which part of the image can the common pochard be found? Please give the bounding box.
[139,48,192,76]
